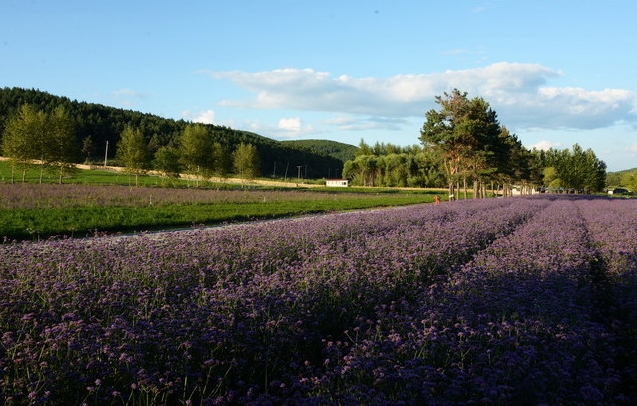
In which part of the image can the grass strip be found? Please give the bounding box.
[1,194,432,241]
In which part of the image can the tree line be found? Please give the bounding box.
[116,122,260,186]
[0,87,608,192]
[343,89,607,195]
[607,169,637,193]
[0,87,345,180]
[1,104,78,183]
[0,104,261,185]
[343,142,447,188]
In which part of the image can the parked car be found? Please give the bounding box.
[608,187,633,196]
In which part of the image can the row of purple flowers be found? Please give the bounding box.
[1,196,635,404]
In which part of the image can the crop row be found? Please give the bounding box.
[1,196,635,405]
[0,184,437,241]
[0,184,407,210]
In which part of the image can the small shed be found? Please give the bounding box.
[325,179,349,187]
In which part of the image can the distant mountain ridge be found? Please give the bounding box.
[608,167,637,175]
[0,87,355,178]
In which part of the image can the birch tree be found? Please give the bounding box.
[233,143,260,181]
[179,124,212,184]
[1,104,77,183]
[116,125,149,186]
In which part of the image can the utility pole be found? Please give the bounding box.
[297,165,302,181]
[104,141,109,167]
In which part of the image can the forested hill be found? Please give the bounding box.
[0,87,352,179]
[281,139,358,166]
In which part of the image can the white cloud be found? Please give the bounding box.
[274,117,318,139]
[530,140,561,151]
[278,117,302,132]
[240,116,319,140]
[203,62,636,133]
[325,115,408,132]
[194,109,215,124]
[114,88,145,98]
[113,88,147,106]
[180,109,216,124]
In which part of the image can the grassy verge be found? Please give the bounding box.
[0,159,235,188]
[1,196,433,241]
[0,159,447,240]
[1,187,438,241]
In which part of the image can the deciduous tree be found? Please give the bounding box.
[212,142,230,178]
[47,106,79,183]
[1,104,78,183]
[179,124,212,183]
[116,125,149,186]
[81,136,95,163]
[233,143,260,181]
[533,144,606,193]
[153,145,181,179]
[1,104,46,182]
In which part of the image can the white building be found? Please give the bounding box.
[325,179,349,187]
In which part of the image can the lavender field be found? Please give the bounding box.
[1,195,636,405]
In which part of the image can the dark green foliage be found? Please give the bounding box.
[343,142,447,188]
[282,139,358,163]
[1,103,79,183]
[418,89,606,195]
[233,143,260,180]
[533,144,607,193]
[0,87,345,179]
[607,167,637,192]
[419,89,519,194]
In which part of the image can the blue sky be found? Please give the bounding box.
[1,0,636,171]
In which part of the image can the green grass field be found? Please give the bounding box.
[0,160,444,240]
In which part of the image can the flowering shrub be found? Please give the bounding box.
[1,195,635,404]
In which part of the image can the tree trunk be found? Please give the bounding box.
[463,177,468,199]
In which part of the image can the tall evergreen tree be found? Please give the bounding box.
[420,89,505,198]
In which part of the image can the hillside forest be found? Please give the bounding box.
[0,87,615,193]
[0,87,351,182]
